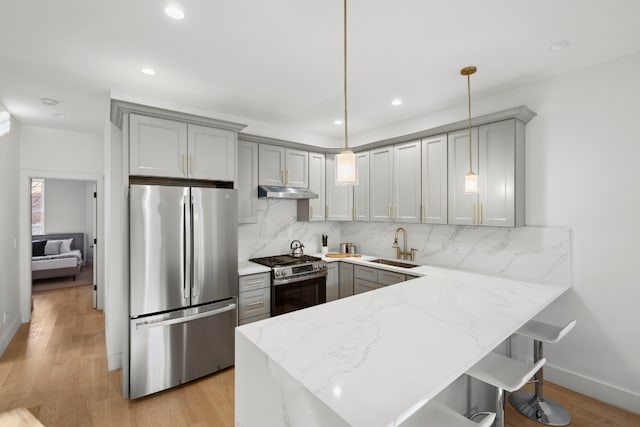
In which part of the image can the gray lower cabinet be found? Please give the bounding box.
[354,277,379,294]
[327,263,339,302]
[239,272,270,325]
[339,262,354,298]
[354,264,407,294]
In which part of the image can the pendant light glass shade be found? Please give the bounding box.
[335,0,358,186]
[464,171,478,193]
[336,149,357,185]
[461,66,478,194]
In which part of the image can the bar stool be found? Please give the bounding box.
[466,352,546,427]
[509,319,576,426]
[401,400,496,427]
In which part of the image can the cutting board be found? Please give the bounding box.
[325,253,362,258]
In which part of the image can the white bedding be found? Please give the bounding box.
[32,249,82,271]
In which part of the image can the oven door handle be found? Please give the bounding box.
[273,271,327,286]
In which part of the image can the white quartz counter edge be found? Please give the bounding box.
[237,263,570,427]
[238,260,271,276]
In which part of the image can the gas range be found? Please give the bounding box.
[249,254,327,284]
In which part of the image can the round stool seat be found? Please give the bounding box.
[516,319,576,344]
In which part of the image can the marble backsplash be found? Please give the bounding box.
[341,222,571,285]
[239,200,571,285]
[238,199,341,260]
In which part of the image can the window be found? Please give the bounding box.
[31,178,45,235]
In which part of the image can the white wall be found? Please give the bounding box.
[0,115,21,356]
[355,53,640,412]
[103,121,125,371]
[18,125,104,324]
[43,178,91,232]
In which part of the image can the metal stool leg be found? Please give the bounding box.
[509,340,571,426]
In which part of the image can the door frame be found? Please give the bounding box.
[19,169,105,323]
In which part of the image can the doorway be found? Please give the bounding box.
[30,178,98,305]
[20,170,104,323]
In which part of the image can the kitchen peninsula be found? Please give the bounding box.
[235,261,569,427]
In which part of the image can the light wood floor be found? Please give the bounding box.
[1,285,638,426]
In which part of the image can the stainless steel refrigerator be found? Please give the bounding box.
[128,184,238,399]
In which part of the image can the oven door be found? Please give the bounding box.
[271,272,327,316]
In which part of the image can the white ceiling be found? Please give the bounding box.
[1,0,639,145]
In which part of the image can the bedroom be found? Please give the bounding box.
[30,178,97,300]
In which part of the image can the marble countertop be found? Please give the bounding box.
[238,260,271,276]
[236,264,569,427]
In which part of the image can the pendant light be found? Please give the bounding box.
[461,66,478,194]
[335,0,357,185]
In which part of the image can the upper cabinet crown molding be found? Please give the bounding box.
[111,99,247,132]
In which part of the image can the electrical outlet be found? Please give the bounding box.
[453,242,463,254]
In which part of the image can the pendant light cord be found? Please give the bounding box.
[343,0,349,152]
[467,73,472,173]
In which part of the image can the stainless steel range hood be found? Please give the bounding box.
[258,185,318,199]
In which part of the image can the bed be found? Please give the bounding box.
[31,233,84,281]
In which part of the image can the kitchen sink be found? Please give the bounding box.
[369,259,419,269]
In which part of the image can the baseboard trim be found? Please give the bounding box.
[545,364,640,415]
[0,315,21,357]
[107,352,122,371]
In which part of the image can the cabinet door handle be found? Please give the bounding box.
[280,170,284,183]
[309,205,313,219]
[480,203,483,225]
[285,170,289,184]
[182,154,187,176]
[247,301,264,307]
[245,279,264,286]
[325,206,329,219]
[189,155,194,175]
[472,204,476,225]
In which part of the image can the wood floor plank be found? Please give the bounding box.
[1,285,639,426]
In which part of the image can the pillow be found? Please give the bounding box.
[59,238,73,254]
[32,240,47,257]
[44,240,62,256]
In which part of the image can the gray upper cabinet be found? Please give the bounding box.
[258,144,308,188]
[129,114,236,181]
[448,119,524,227]
[370,146,394,222]
[187,124,236,182]
[421,134,448,224]
[238,140,259,224]
[307,152,326,221]
[393,140,421,223]
[354,151,370,221]
[129,114,188,178]
[326,155,353,221]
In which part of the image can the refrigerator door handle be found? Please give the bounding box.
[191,196,199,297]
[183,194,191,302]
[135,303,237,330]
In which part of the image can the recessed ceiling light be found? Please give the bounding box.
[141,67,157,76]
[548,40,570,52]
[391,98,403,106]
[165,5,184,20]
[54,113,66,118]
[334,119,343,125]
[41,98,59,106]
